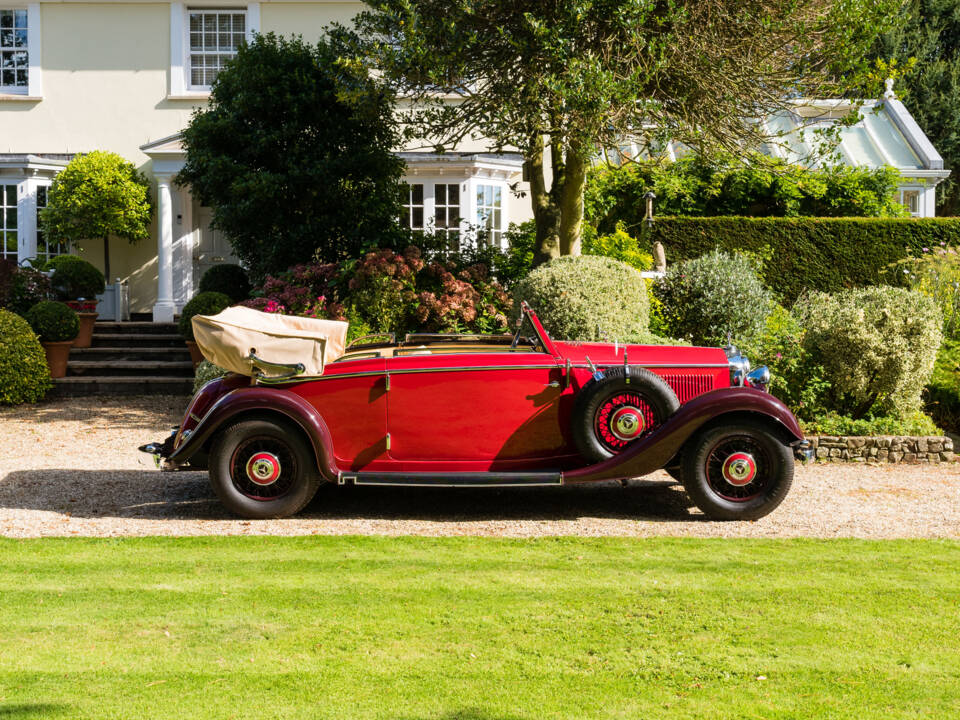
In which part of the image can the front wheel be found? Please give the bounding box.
[209,418,321,519]
[681,420,793,521]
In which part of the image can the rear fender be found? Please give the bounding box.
[167,387,338,481]
[565,387,803,484]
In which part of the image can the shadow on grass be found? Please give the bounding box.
[0,704,70,718]
[0,469,701,523]
[400,711,525,720]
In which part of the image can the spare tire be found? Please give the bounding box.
[572,366,680,463]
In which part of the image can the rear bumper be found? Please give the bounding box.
[138,428,179,470]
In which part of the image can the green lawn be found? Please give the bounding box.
[0,537,957,719]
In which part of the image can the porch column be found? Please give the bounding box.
[153,173,176,323]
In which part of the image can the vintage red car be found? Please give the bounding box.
[141,302,811,520]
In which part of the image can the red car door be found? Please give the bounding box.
[385,351,575,467]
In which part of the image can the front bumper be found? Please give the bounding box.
[793,439,815,463]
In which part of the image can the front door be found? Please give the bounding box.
[194,207,240,283]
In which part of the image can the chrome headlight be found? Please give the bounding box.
[745,366,771,391]
[728,353,751,387]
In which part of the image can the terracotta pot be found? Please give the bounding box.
[185,340,204,368]
[74,312,98,349]
[42,340,73,379]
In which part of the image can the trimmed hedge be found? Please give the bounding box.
[178,291,232,341]
[25,301,79,342]
[642,217,960,303]
[0,309,51,404]
[199,264,251,303]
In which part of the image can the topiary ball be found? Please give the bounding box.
[513,255,650,341]
[179,291,232,341]
[25,300,80,343]
[0,308,52,404]
[49,256,106,300]
[199,264,251,303]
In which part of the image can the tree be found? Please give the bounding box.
[41,151,153,281]
[355,0,899,261]
[178,32,406,279]
[867,0,960,215]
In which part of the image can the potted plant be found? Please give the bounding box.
[24,300,80,378]
[178,291,232,367]
[46,255,106,348]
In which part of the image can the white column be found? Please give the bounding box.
[153,174,176,323]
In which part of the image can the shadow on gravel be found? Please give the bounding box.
[0,469,701,523]
[2,396,185,430]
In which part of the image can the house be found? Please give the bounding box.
[0,2,947,321]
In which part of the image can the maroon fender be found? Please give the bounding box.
[564,386,804,484]
[167,386,339,481]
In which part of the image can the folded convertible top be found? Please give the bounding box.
[192,306,348,378]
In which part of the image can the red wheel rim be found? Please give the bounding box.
[594,391,657,454]
[705,436,770,502]
[229,437,297,501]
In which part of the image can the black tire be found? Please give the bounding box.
[572,366,680,463]
[681,419,793,521]
[208,418,321,519]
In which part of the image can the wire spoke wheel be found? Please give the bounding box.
[593,391,659,454]
[228,435,298,501]
[704,435,772,502]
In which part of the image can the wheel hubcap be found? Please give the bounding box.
[610,406,645,441]
[245,451,281,486]
[595,392,657,454]
[704,435,770,502]
[721,452,756,486]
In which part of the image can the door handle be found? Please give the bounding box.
[544,380,560,388]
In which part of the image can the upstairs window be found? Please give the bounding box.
[188,9,246,90]
[0,8,28,94]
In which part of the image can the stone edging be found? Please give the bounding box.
[809,435,956,463]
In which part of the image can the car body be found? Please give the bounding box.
[141,302,811,519]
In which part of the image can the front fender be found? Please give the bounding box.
[167,387,339,481]
[565,387,803,484]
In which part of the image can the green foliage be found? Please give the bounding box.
[653,250,772,348]
[643,216,960,303]
[193,359,230,393]
[41,254,83,272]
[885,244,960,339]
[513,255,649,342]
[583,224,653,271]
[41,151,153,244]
[178,33,405,279]
[586,155,907,232]
[178,292,232,341]
[0,308,51,404]
[867,2,960,215]
[924,339,960,434]
[48,256,105,300]
[24,301,79,343]
[794,287,943,419]
[198,264,251,303]
[0,259,52,315]
[802,411,942,437]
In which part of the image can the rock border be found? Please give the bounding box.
[809,435,956,463]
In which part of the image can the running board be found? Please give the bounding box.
[338,471,563,488]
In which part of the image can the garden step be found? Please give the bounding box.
[51,376,194,397]
[94,321,179,335]
[91,333,185,348]
[67,360,195,378]
[70,346,192,362]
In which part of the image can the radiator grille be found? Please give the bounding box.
[662,373,715,403]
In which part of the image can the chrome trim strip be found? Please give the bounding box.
[570,363,730,369]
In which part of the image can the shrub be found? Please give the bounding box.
[0,263,52,315]
[654,249,772,348]
[178,292,232,341]
[512,255,649,342]
[49,256,105,300]
[193,359,230,393]
[24,300,79,342]
[802,411,942,437]
[642,216,960,303]
[583,224,653,272]
[794,287,942,419]
[42,254,84,272]
[198,264,252,303]
[924,339,960,435]
[0,309,51,404]
[886,244,960,340]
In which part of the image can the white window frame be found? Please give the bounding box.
[0,182,18,261]
[169,2,259,98]
[0,4,40,98]
[475,183,504,247]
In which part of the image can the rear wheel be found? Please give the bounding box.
[681,420,793,520]
[209,418,321,519]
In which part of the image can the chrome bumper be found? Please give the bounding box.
[138,428,178,470]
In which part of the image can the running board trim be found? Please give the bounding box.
[338,471,564,488]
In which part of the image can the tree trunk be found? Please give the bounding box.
[558,140,587,256]
[527,133,561,265]
[103,235,111,285]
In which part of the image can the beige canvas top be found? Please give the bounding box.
[191,306,348,379]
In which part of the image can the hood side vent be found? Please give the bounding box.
[662,372,714,404]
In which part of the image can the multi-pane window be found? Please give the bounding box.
[0,9,28,93]
[476,184,503,246]
[434,183,460,246]
[1,185,16,260]
[900,189,921,217]
[403,183,425,230]
[35,186,68,263]
[188,9,245,89]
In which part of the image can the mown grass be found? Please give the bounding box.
[0,537,957,719]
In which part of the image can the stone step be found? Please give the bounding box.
[92,333,185,348]
[67,360,195,378]
[70,346,192,362]
[94,321,179,335]
[51,376,194,397]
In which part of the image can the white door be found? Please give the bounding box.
[194,206,240,284]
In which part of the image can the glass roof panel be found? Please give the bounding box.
[765,114,812,163]
[863,108,921,168]
[839,126,886,167]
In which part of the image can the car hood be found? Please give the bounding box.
[551,340,729,367]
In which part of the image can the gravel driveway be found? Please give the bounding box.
[2,396,958,539]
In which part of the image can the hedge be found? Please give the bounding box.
[641,217,960,303]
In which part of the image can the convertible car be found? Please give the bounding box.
[141,302,811,520]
